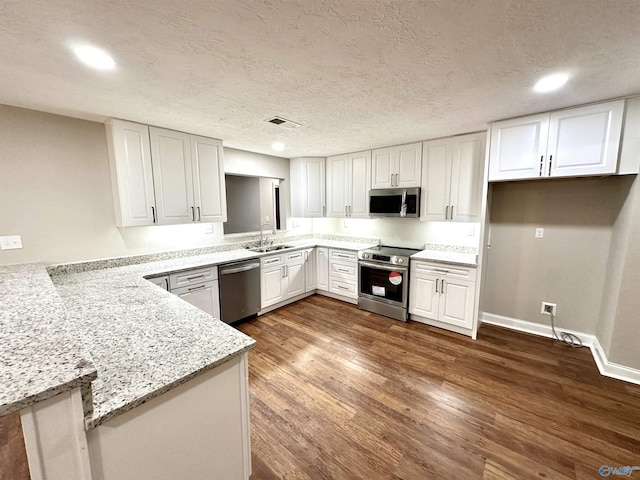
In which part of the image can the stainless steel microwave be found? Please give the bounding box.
[369,188,420,218]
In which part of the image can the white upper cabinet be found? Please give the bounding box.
[105,119,156,227]
[150,127,194,225]
[290,157,326,217]
[488,100,625,181]
[326,151,371,218]
[190,135,227,222]
[149,127,226,225]
[107,121,226,226]
[371,142,422,188]
[422,132,486,222]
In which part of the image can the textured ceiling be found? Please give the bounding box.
[1,0,640,157]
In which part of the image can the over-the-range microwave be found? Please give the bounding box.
[369,188,420,218]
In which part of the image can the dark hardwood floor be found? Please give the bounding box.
[236,295,640,480]
[0,411,30,480]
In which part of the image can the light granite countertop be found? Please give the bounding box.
[0,263,97,416]
[411,244,478,267]
[16,236,377,429]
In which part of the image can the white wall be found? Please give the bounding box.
[0,105,298,265]
[312,217,480,249]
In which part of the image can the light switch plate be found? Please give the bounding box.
[535,228,544,239]
[0,235,23,250]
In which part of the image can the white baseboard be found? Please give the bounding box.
[480,312,640,386]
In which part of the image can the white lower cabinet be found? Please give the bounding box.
[304,248,317,292]
[169,266,220,319]
[260,250,308,309]
[328,249,358,300]
[316,247,329,291]
[409,261,476,331]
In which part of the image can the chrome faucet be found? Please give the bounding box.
[259,222,276,247]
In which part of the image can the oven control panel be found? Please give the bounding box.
[359,251,408,265]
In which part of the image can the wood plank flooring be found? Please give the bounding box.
[236,295,640,480]
[0,411,30,480]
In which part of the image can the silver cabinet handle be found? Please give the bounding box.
[548,155,553,176]
[441,280,446,294]
[281,266,285,278]
[265,258,279,264]
[304,251,309,261]
[285,265,289,277]
[164,278,169,291]
[450,205,454,220]
[191,206,195,222]
[188,284,206,292]
[539,155,544,176]
[337,285,349,290]
[445,206,449,220]
[187,274,206,281]
[433,268,449,273]
[197,206,201,222]
[322,205,326,216]
[151,206,156,223]
[345,205,348,216]
[435,278,439,293]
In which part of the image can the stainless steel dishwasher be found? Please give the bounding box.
[218,259,261,324]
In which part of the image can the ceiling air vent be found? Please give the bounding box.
[266,116,301,129]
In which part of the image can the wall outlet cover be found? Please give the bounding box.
[204,224,214,234]
[0,235,23,250]
[535,227,544,239]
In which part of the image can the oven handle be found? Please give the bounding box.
[358,261,408,272]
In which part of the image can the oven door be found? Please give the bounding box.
[358,261,409,307]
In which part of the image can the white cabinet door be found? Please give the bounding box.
[421,140,451,222]
[422,132,485,222]
[371,143,422,188]
[285,262,305,298]
[174,282,219,318]
[290,157,326,218]
[284,251,305,299]
[191,135,226,222]
[105,120,156,227]
[261,264,285,309]
[395,142,422,188]
[547,100,624,177]
[488,113,549,181]
[348,151,371,218]
[449,133,485,222]
[149,127,194,225]
[148,276,169,291]
[408,273,439,320]
[304,249,317,292]
[439,278,474,329]
[316,247,329,291]
[326,154,349,218]
[371,147,394,189]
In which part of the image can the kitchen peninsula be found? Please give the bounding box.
[0,235,379,480]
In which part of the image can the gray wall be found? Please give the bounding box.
[223,175,261,234]
[483,177,632,334]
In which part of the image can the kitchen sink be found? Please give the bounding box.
[248,244,296,253]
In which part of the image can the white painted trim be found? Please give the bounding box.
[410,313,474,338]
[258,291,315,315]
[20,406,45,480]
[481,312,640,386]
[239,353,252,479]
[315,290,358,305]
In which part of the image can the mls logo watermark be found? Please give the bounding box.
[600,465,640,477]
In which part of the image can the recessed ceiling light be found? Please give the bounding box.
[72,45,116,70]
[534,73,569,93]
[272,142,285,152]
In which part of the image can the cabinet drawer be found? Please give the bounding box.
[328,278,357,299]
[260,254,283,267]
[330,262,357,279]
[284,250,304,263]
[411,261,476,281]
[169,266,218,289]
[329,249,357,263]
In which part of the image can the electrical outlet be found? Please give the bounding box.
[541,301,557,316]
[204,224,214,234]
[535,228,544,239]
[0,235,22,250]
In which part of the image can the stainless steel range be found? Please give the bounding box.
[357,245,420,321]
